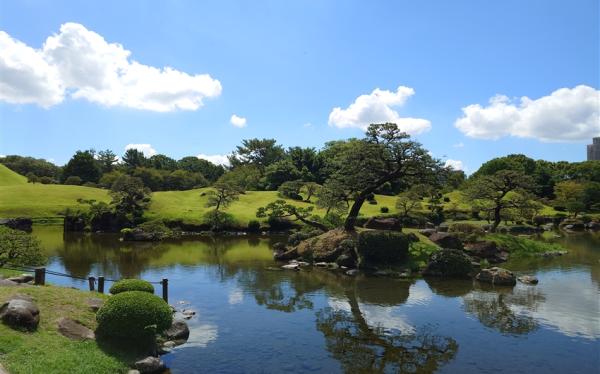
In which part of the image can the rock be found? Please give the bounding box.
[559,219,585,232]
[464,241,509,263]
[518,275,539,285]
[0,363,9,374]
[9,294,34,302]
[0,279,19,287]
[0,217,33,232]
[181,309,196,320]
[295,261,310,267]
[437,223,449,232]
[336,254,355,268]
[7,274,34,284]
[418,229,437,237]
[585,221,600,231]
[542,223,555,231]
[163,320,190,342]
[281,263,299,270]
[87,298,104,312]
[134,356,165,373]
[345,269,359,276]
[127,370,141,374]
[315,262,329,267]
[274,247,299,261]
[428,232,464,250]
[422,249,473,278]
[406,232,419,243]
[0,298,40,330]
[476,267,516,286]
[364,217,402,231]
[57,317,95,340]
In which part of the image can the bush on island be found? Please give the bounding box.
[109,279,155,295]
[357,230,410,267]
[96,291,172,340]
[247,220,261,232]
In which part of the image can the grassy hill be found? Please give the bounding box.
[0,165,399,224]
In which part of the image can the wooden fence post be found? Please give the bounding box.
[162,278,168,303]
[98,276,105,293]
[88,276,95,291]
[34,267,45,285]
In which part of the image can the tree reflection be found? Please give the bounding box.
[462,285,545,335]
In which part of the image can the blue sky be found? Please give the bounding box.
[0,0,598,172]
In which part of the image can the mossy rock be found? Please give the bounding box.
[422,249,473,278]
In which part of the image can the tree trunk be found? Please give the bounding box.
[344,195,366,231]
[297,215,329,232]
[491,206,502,232]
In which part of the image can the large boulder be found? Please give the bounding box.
[0,218,32,232]
[163,319,190,343]
[464,241,509,263]
[134,357,165,373]
[559,219,585,232]
[0,297,40,330]
[428,232,463,250]
[476,267,516,286]
[57,317,95,340]
[364,217,402,231]
[422,249,473,278]
[7,274,34,284]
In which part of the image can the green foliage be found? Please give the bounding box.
[257,199,327,230]
[408,241,440,269]
[130,220,174,240]
[265,160,302,189]
[486,234,565,257]
[380,206,389,213]
[206,179,243,211]
[110,175,151,222]
[109,279,155,295]
[228,138,286,170]
[277,180,304,200]
[122,148,148,168]
[62,150,102,184]
[176,156,224,182]
[554,180,586,217]
[449,223,484,242]
[287,229,323,247]
[0,155,61,179]
[0,226,45,266]
[424,249,473,278]
[247,220,261,232]
[203,210,236,231]
[96,150,119,173]
[357,230,410,266]
[64,176,82,185]
[96,291,172,340]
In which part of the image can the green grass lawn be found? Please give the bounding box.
[0,285,130,374]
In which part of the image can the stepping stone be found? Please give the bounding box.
[57,317,95,340]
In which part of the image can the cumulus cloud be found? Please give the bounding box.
[455,85,600,142]
[230,114,247,128]
[0,23,222,111]
[197,153,230,166]
[328,86,431,135]
[444,159,464,171]
[125,143,157,157]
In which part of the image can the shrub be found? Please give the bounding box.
[135,220,174,240]
[64,176,82,185]
[287,229,322,247]
[278,181,304,200]
[0,226,45,267]
[109,279,155,295]
[203,210,236,231]
[267,216,295,231]
[380,206,389,213]
[82,182,98,188]
[247,220,261,232]
[96,291,172,340]
[423,249,473,278]
[449,223,484,236]
[357,230,410,266]
[443,197,450,202]
[40,176,55,184]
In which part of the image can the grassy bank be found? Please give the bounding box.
[0,285,130,374]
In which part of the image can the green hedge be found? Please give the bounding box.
[109,279,154,295]
[357,230,410,266]
[96,291,172,340]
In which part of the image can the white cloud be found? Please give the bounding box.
[230,114,247,128]
[303,122,313,128]
[328,86,431,135]
[453,142,464,148]
[197,153,230,166]
[0,23,222,111]
[445,159,464,171]
[125,143,157,157]
[0,155,5,158]
[455,85,600,142]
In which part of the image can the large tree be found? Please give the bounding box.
[206,179,243,211]
[110,175,151,222]
[256,200,328,231]
[467,170,535,232]
[228,138,285,170]
[96,149,119,173]
[122,148,148,169]
[325,123,442,231]
[62,150,102,183]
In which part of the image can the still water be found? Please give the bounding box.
[33,226,599,373]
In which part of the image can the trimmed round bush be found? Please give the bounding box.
[96,291,172,339]
[109,279,154,295]
[380,206,389,213]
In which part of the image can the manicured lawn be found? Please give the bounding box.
[0,285,130,374]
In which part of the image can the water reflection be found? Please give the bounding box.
[30,226,600,373]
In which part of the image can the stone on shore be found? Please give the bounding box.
[7,274,34,284]
[57,317,95,340]
[428,232,463,250]
[476,267,516,286]
[518,275,539,285]
[134,356,165,373]
[163,319,190,343]
[0,297,40,331]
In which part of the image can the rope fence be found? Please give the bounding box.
[2,262,169,302]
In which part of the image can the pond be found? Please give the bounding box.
[32,226,599,373]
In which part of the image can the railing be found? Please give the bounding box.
[1,263,169,303]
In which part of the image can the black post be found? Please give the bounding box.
[98,276,105,293]
[88,276,95,291]
[162,278,168,303]
[34,267,45,285]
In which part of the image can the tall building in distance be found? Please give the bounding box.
[588,137,600,161]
